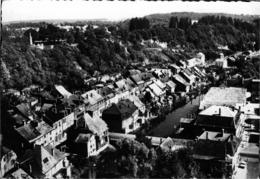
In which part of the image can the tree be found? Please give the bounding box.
[169,16,178,28]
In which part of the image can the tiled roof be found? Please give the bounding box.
[15,121,52,143]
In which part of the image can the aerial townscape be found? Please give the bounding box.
[1,9,260,179]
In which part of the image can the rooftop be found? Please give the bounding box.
[172,74,190,86]
[148,83,165,97]
[15,121,52,143]
[103,99,138,120]
[54,85,72,98]
[198,131,231,142]
[200,87,247,110]
[75,133,94,143]
[199,105,237,118]
[84,113,108,136]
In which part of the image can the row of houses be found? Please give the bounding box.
[1,57,209,178]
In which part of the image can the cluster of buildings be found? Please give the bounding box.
[1,57,209,178]
[172,85,259,178]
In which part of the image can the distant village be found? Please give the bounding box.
[1,24,260,179]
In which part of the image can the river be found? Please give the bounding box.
[150,94,204,137]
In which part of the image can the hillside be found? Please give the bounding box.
[145,12,260,26]
[1,13,259,91]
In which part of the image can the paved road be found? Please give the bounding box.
[150,95,203,137]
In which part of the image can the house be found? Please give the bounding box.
[193,133,233,162]
[24,145,71,178]
[187,52,205,67]
[70,112,109,157]
[235,103,260,138]
[146,82,166,103]
[130,74,145,89]
[232,142,259,179]
[172,74,190,93]
[82,89,105,117]
[74,133,97,157]
[199,87,248,110]
[166,80,176,93]
[0,146,17,177]
[102,99,141,133]
[129,96,149,122]
[179,69,197,86]
[43,105,75,147]
[215,54,228,68]
[153,79,166,91]
[15,120,53,147]
[197,105,237,133]
[169,64,181,74]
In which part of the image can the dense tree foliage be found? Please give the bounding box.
[1,14,259,90]
[129,17,150,31]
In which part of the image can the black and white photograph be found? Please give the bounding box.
[1,0,260,178]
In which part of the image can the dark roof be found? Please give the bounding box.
[103,99,138,120]
[16,103,32,117]
[193,140,226,160]
[99,86,114,98]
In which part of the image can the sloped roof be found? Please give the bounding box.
[131,96,145,109]
[15,121,52,143]
[84,113,108,136]
[103,99,138,120]
[16,103,32,117]
[199,105,237,118]
[166,80,176,89]
[172,74,190,86]
[8,168,33,179]
[75,133,94,143]
[153,79,166,89]
[34,144,68,174]
[54,85,72,98]
[148,83,164,97]
[131,74,144,85]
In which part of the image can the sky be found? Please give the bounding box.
[2,0,260,23]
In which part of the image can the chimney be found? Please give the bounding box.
[222,129,224,137]
[205,131,208,140]
[219,108,221,116]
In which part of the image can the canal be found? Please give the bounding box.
[150,94,204,137]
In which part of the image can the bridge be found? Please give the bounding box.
[109,132,166,146]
